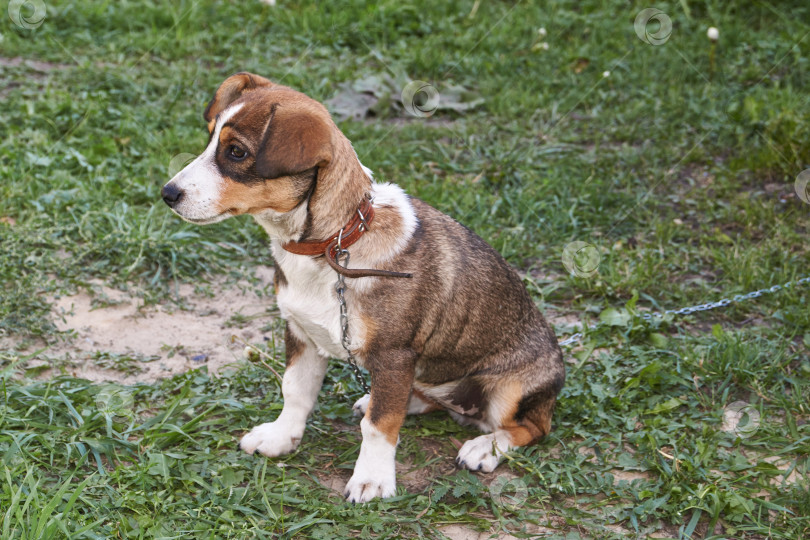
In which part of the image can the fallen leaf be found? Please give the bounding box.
[325,71,483,120]
[573,57,590,73]
[428,83,484,113]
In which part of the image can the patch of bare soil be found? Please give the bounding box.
[14,270,276,383]
[438,525,535,540]
[0,56,75,99]
[315,469,351,498]
[546,309,583,331]
[0,56,73,71]
[611,469,651,483]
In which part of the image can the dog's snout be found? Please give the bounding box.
[161,183,184,208]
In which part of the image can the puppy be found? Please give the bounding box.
[162,72,565,503]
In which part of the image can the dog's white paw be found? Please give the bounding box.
[239,421,302,457]
[455,432,511,473]
[344,416,398,503]
[352,394,370,417]
[344,468,396,503]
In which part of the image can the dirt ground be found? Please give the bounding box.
[3,268,583,385]
[4,267,276,383]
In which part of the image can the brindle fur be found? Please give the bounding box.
[354,198,565,444]
[176,72,565,487]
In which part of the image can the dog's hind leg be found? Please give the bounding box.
[455,374,562,472]
[239,323,327,457]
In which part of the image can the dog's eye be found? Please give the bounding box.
[228,145,247,160]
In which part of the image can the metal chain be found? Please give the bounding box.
[558,275,810,347]
[333,235,371,394]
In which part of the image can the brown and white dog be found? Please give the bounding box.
[161,72,565,503]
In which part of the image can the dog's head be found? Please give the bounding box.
[161,72,335,224]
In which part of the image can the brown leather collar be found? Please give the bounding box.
[281,197,412,279]
[283,197,374,258]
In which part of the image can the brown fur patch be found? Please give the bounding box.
[274,262,287,291]
[363,350,416,446]
[358,313,378,356]
[284,323,305,367]
[515,395,555,440]
[498,377,560,446]
[254,99,333,180]
[216,175,311,215]
[363,377,410,445]
[354,204,405,262]
[448,377,488,420]
[503,424,538,447]
[204,72,276,131]
[493,381,542,447]
[370,409,404,446]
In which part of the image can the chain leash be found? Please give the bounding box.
[333,231,371,394]
[558,275,810,347]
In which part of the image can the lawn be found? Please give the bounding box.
[1,0,809,538]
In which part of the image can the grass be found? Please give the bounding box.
[1,0,809,537]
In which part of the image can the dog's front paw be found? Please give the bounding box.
[352,394,370,417]
[455,432,510,473]
[344,470,396,503]
[239,421,302,457]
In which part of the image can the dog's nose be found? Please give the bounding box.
[161,183,184,208]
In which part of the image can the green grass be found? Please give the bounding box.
[1,0,809,537]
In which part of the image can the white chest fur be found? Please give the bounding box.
[256,181,418,362]
[272,246,349,359]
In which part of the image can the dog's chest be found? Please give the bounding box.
[274,254,350,359]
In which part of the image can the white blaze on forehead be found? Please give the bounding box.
[185,102,245,180]
[204,102,245,159]
[165,103,244,223]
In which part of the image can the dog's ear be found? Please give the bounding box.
[255,104,333,179]
[203,72,274,130]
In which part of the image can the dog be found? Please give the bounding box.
[161,72,565,503]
